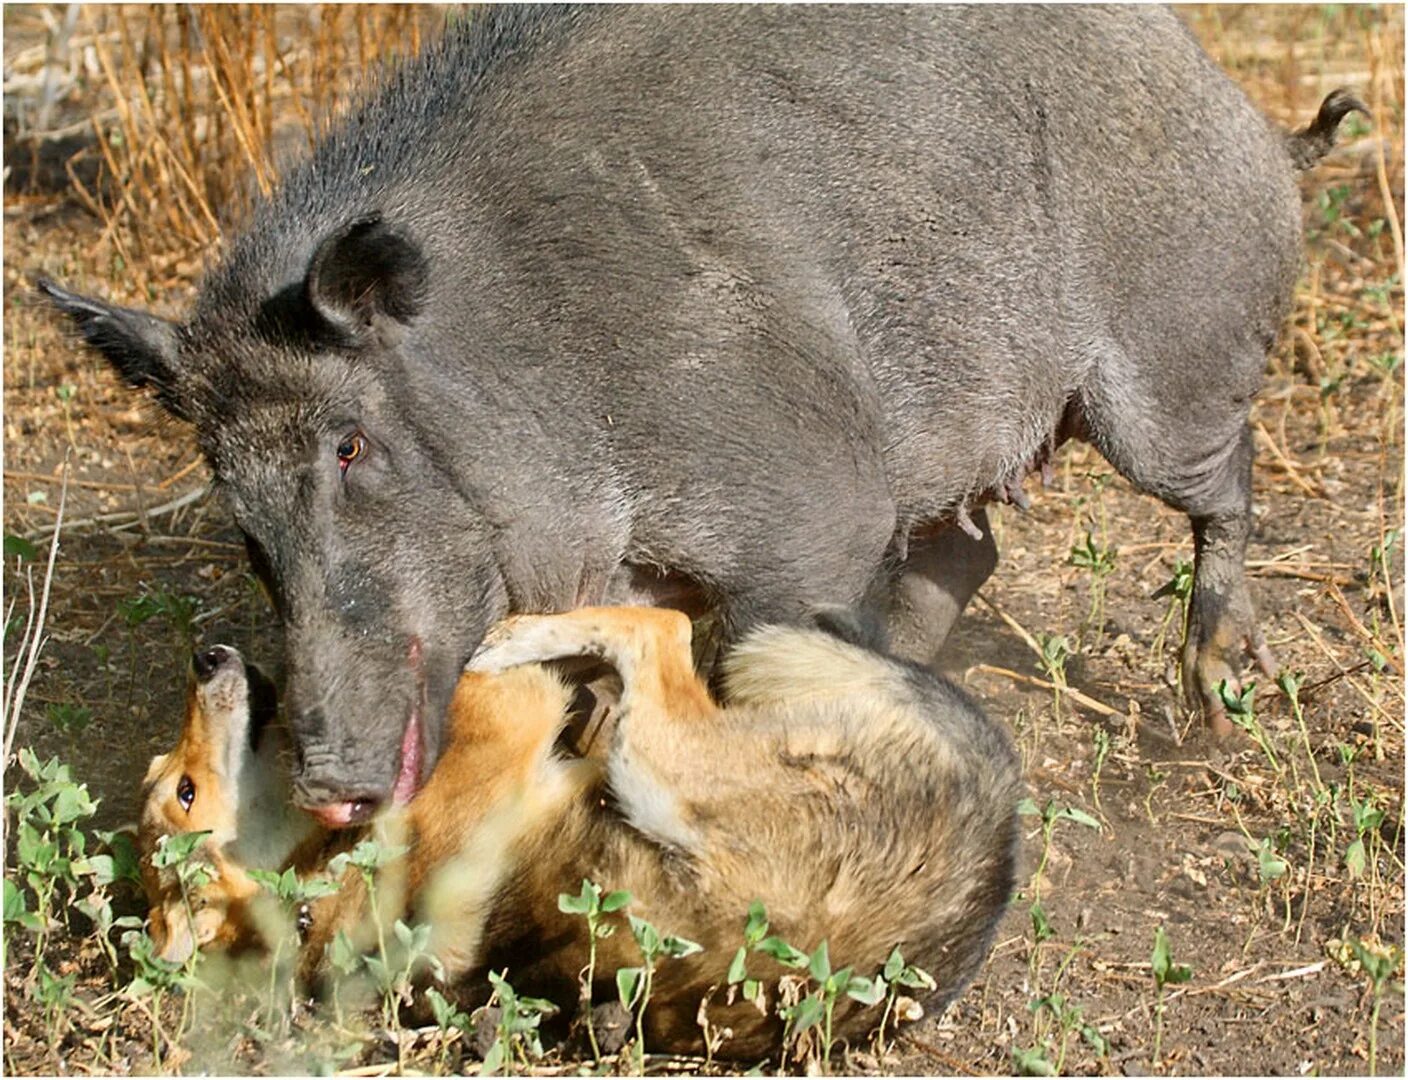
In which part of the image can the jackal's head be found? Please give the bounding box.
[138,646,307,962]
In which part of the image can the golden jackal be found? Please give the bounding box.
[139,607,1021,1057]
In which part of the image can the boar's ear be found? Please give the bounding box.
[305,215,429,341]
[35,277,189,419]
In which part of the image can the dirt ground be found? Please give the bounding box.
[3,5,1404,1077]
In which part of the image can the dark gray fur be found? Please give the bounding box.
[40,6,1364,807]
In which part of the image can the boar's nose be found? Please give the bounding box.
[193,645,238,682]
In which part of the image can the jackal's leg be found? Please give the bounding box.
[468,607,718,850]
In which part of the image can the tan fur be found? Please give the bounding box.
[139,607,1021,1058]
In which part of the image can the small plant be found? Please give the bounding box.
[616,914,702,1072]
[1018,797,1102,906]
[558,878,631,1062]
[248,865,340,1029]
[1150,559,1194,668]
[1023,990,1109,1075]
[1035,633,1071,721]
[326,836,419,1047]
[44,701,92,738]
[5,749,101,970]
[1070,531,1117,648]
[1345,937,1404,1076]
[1090,725,1112,815]
[872,946,936,1057]
[479,969,559,1075]
[425,986,471,1071]
[1149,926,1192,1071]
[1217,680,1279,773]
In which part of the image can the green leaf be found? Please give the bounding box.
[1016,797,1041,817]
[152,831,212,868]
[660,933,701,959]
[481,1038,505,1076]
[249,868,283,892]
[4,878,28,922]
[1256,839,1288,884]
[616,965,643,1009]
[394,919,414,949]
[727,946,749,985]
[1054,806,1102,831]
[846,974,886,1005]
[628,914,661,957]
[897,964,937,991]
[786,993,824,1034]
[809,939,832,983]
[94,830,143,887]
[558,891,592,915]
[1345,838,1367,879]
[328,930,361,975]
[1013,1046,1057,1076]
[743,900,769,946]
[1151,926,1191,987]
[1030,902,1053,944]
[883,946,905,982]
[755,935,809,968]
[4,535,39,562]
[742,978,761,1002]
[600,889,632,913]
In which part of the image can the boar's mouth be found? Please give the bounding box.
[306,637,427,829]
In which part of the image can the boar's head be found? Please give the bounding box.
[41,215,517,827]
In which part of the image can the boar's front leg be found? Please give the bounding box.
[886,509,999,669]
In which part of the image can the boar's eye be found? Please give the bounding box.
[177,774,196,812]
[336,432,366,476]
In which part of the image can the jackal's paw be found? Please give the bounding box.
[466,614,582,674]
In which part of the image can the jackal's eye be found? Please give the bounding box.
[336,432,366,475]
[176,775,195,812]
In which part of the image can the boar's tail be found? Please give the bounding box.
[1285,88,1370,171]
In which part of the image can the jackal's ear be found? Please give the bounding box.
[305,215,429,342]
[36,278,189,420]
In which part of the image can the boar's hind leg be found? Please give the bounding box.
[886,510,999,669]
[1083,387,1274,738]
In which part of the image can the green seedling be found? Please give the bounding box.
[725,900,773,1007]
[479,969,559,1075]
[1217,680,1279,773]
[1090,726,1111,815]
[616,914,702,1072]
[1150,559,1194,669]
[248,865,340,1029]
[872,946,936,1057]
[1069,531,1117,649]
[558,878,631,1062]
[6,749,101,970]
[1035,633,1071,722]
[45,701,92,738]
[1018,797,1102,906]
[1150,926,1192,1071]
[1346,938,1404,1076]
[326,836,420,1052]
[425,986,471,1072]
[1345,796,1385,881]
[1026,990,1109,1075]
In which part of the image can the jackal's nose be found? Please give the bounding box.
[193,645,238,682]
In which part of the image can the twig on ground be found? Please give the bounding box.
[967,663,1123,719]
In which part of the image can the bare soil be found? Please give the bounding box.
[3,5,1404,1076]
